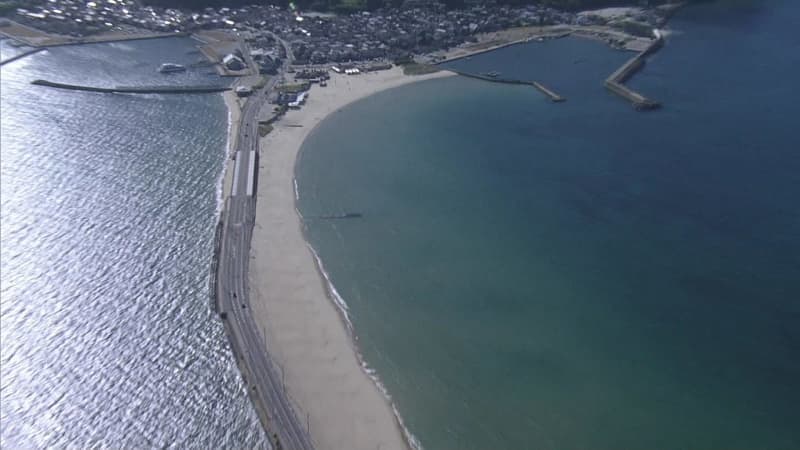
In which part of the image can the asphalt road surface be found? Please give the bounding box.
[216,38,315,450]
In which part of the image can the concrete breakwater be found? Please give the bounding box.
[0,20,182,48]
[531,81,566,102]
[449,69,566,102]
[604,34,664,111]
[434,31,571,65]
[41,32,187,48]
[31,79,229,94]
[0,47,46,66]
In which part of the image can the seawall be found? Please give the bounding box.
[40,32,186,48]
[447,69,566,103]
[0,20,183,48]
[604,33,664,110]
[433,31,571,65]
[531,81,566,102]
[0,47,45,66]
[31,79,229,94]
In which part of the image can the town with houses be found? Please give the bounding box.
[1,0,678,112]
[4,0,674,66]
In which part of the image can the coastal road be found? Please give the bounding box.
[231,33,290,198]
[219,196,314,450]
[216,39,315,450]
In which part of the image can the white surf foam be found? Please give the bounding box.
[304,242,424,450]
[214,94,233,217]
[306,243,353,330]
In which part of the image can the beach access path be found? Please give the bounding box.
[248,67,454,450]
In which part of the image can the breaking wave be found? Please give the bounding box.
[302,218,424,450]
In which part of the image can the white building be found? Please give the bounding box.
[288,91,308,108]
[235,86,253,97]
[223,54,245,71]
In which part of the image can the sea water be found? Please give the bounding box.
[1,38,267,447]
[296,1,800,448]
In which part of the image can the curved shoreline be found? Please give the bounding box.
[248,67,453,450]
[302,243,423,450]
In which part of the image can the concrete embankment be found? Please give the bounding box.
[193,31,257,77]
[448,69,566,103]
[197,43,227,76]
[0,47,45,66]
[531,81,566,102]
[0,20,182,48]
[604,34,664,111]
[31,79,229,94]
[209,219,224,311]
[43,32,186,48]
[433,31,571,65]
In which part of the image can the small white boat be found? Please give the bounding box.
[158,63,186,73]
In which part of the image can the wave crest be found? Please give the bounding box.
[304,242,424,450]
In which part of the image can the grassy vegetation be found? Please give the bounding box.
[616,19,654,38]
[333,0,366,12]
[277,82,310,93]
[258,123,274,137]
[401,62,441,76]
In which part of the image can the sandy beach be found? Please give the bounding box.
[247,67,453,450]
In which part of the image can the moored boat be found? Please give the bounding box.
[158,63,186,73]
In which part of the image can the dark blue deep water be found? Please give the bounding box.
[297,1,800,449]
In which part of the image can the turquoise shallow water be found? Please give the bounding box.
[297,1,800,449]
